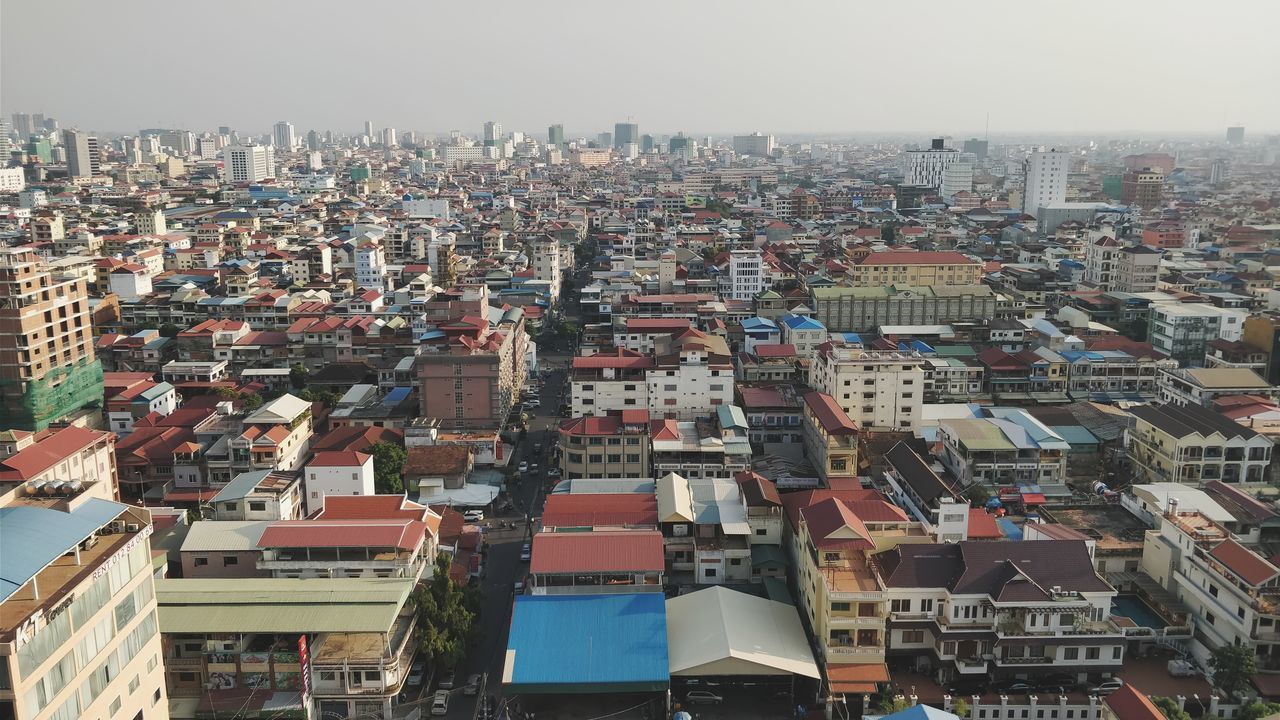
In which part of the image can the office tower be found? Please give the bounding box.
[218,125,232,135]
[1021,148,1070,218]
[614,122,639,149]
[363,120,374,138]
[548,124,565,148]
[0,246,104,429]
[31,113,45,132]
[1121,169,1165,209]
[196,134,220,159]
[62,129,100,179]
[669,134,690,154]
[942,160,974,201]
[904,138,959,189]
[597,132,612,148]
[483,121,502,147]
[11,113,34,140]
[641,134,655,153]
[273,120,296,150]
[733,132,775,157]
[0,123,11,159]
[381,127,398,147]
[306,129,321,150]
[1227,126,1245,145]
[222,144,276,182]
[962,138,989,160]
[25,137,52,163]
[159,129,195,155]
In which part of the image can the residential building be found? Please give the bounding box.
[222,144,275,183]
[800,392,860,486]
[210,469,304,521]
[234,393,314,473]
[1060,349,1176,402]
[558,411,652,480]
[809,345,926,431]
[810,285,998,333]
[257,507,438,581]
[0,425,117,496]
[570,348,653,417]
[528,530,664,593]
[0,247,104,431]
[656,472,753,584]
[0,495,165,720]
[650,407,752,481]
[725,248,767,301]
[733,132,775,156]
[1023,149,1070,218]
[178,520,271,579]
[1157,367,1275,408]
[876,540,1124,686]
[417,312,528,431]
[1121,169,1165,209]
[779,314,828,361]
[937,409,1070,488]
[532,235,562,303]
[303,451,375,514]
[849,252,982,288]
[1127,402,1272,485]
[1148,303,1246,367]
[647,330,735,421]
[272,120,296,150]
[1113,246,1161,293]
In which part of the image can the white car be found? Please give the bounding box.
[523,400,541,409]
[463,509,484,522]
[1088,678,1124,696]
[430,690,449,716]
[518,461,528,473]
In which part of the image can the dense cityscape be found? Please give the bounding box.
[4,5,1280,720]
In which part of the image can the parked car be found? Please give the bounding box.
[513,580,525,594]
[1037,674,1078,688]
[530,463,539,473]
[430,690,449,716]
[405,665,425,688]
[1088,678,1124,696]
[464,674,482,695]
[1167,659,1197,677]
[992,680,1034,695]
[463,509,484,522]
[946,678,988,697]
[685,690,724,704]
[439,672,455,690]
[520,542,531,561]
[523,400,541,409]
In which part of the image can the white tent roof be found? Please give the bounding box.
[666,586,820,678]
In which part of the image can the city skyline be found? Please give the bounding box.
[3,0,1278,136]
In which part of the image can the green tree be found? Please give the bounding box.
[876,696,911,715]
[951,699,970,718]
[411,555,480,670]
[241,393,263,410]
[1209,643,1257,696]
[1152,697,1192,720]
[289,364,309,390]
[798,178,817,189]
[964,484,992,507]
[1238,701,1280,720]
[369,442,407,494]
[158,323,180,338]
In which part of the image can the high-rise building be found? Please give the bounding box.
[222,144,275,182]
[903,138,959,189]
[1021,149,1069,218]
[195,134,220,159]
[11,113,34,140]
[25,137,52,163]
[306,129,321,151]
[1227,126,1245,145]
[62,129,100,179]
[669,134,690,154]
[547,124,565,148]
[614,122,639,149]
[596,132,612,149]
[533,236,562,303]
[363,120,374,138]
[962,138,989,160]
[483,121,502,147]
[733,132,775,157]
[641,134,655,153]
[941,160,974,201]
[1121,169,1165,209]
[0,246,103,429]
[381,127,398,147]
[272,120,296,150]
[158,129,195,155]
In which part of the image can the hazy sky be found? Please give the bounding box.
[4,0,1278,138]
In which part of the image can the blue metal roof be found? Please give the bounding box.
[0,498,130,601]
[779,314,825,331]
[383,387,412,406]
[504,593,668,689]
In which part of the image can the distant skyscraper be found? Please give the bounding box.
[597,132,612,148]
[641,134,655,153]
[63,129,100,179]
[548,124,565,148]
[669,134,690,154]
[11,113,34,140]
[1022,149,1069,218]
[483,121,502,147]
[306,129,320,151]
[904,138,959,189]
[273,121,296,150]
[382,127,398,147]
[218,125,232,136]
[733,133,775,157]
[363,120,374,138]
[1227,126,1245,145]
[614,122,639,149]
[222,144,275,182]
[962,138,989,160]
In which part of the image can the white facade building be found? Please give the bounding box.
[222,144,275,182]
[809,345,927,431]
[303,451,375,514]
[355,242,387,290]
[403,197,450,219]
[272,120,296,150]
[0,167,26,192]
[1022,149,1070,218]
[726,248,767,301]
[904,139,959,189]
[532,236,562,303]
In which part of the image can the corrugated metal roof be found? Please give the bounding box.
[179,520,271,553]
[257,520,425,550]
[530,531,664,574]
[0,498,130,601]
[156,578,412,634]
[503,593,668,689]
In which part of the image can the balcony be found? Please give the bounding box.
[956,657,989,674]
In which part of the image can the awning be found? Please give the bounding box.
[1021,493,1048,505]
[1253,672,1280,698]
[827,663,889,694]
[163,489,213,503]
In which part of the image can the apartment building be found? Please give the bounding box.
[417,313,527,431]
[849,251,982,287]
[528,530,665,594]
[232,393,314,473]
[937,409,1070,488]
[810,284,999,333]
[0,425,117,494]
[157,577,417,720]
[1157,367,1275,408]
[647,330,735,421]
[650,406,752,481]
[558,411,652,480]
[656,472,753,584]
[570,348,653,416]
[1060,349,1177,402]
[1127,402,1272,485]
[875,540,1124,686]
[1148,303,1246,367]
[801,392,860,486]
[809,345,926,431]
[1140,507,1280,672]
[0,247,103,431]
[257,512,437,580]
[0,492,165,720]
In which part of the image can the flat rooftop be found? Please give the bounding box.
[1039,505,1148,553]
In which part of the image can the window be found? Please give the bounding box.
[194,557,209,566]
[902,630,925,643]
[1209,584,1219,597]
[223,556,239,566]
[626,454,641,463]
[153,689,162,706]
[831,602,851,612]
[704,568,717,578]
[891,599,911,613]
[1112,647,1122,659]
[1063,648,1079,660]
[588,454,603,463]
[920,599,934,613]
[1206,612,1216,626]
[1085,647,1100,660]
[223,502,238,512]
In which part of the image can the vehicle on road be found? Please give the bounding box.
[405,665,425,688]
[430,690,449,716]
[1088,678,1124,696]
[533,442,543,453]
[513,580,525,594]
[523,400,541,409]
[685,690,724,704]
[518,461,528,473]
[439,672,455,690]
[464,674,482,695]
[520,542,531,561]
[463,509,484,522]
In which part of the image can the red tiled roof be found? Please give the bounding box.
[625,317,693,331]
[803,391,858,436]
[753,343,797,358]
[572,348,654,370]
[308,451,370,468]
[1104,685,1164,720]
[311,426,404,453]
[968,508,1003,539]
[801,497,873,550]
[541,493,658,528]
[1209,538,1279,587]
[258,520,426,550]
[780,489,888,530]
[529,530,664,574]
[316,495,430,521]
[0,426,111,480]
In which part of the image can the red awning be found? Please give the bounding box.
[827,663,889,694]
[1021,493,1048,505]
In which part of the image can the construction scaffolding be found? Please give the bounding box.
[0,359,104,431]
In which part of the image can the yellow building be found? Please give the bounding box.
[850,251,982,287]
[1128,402,1272,485]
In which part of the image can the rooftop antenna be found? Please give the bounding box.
[985,113,990,141]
